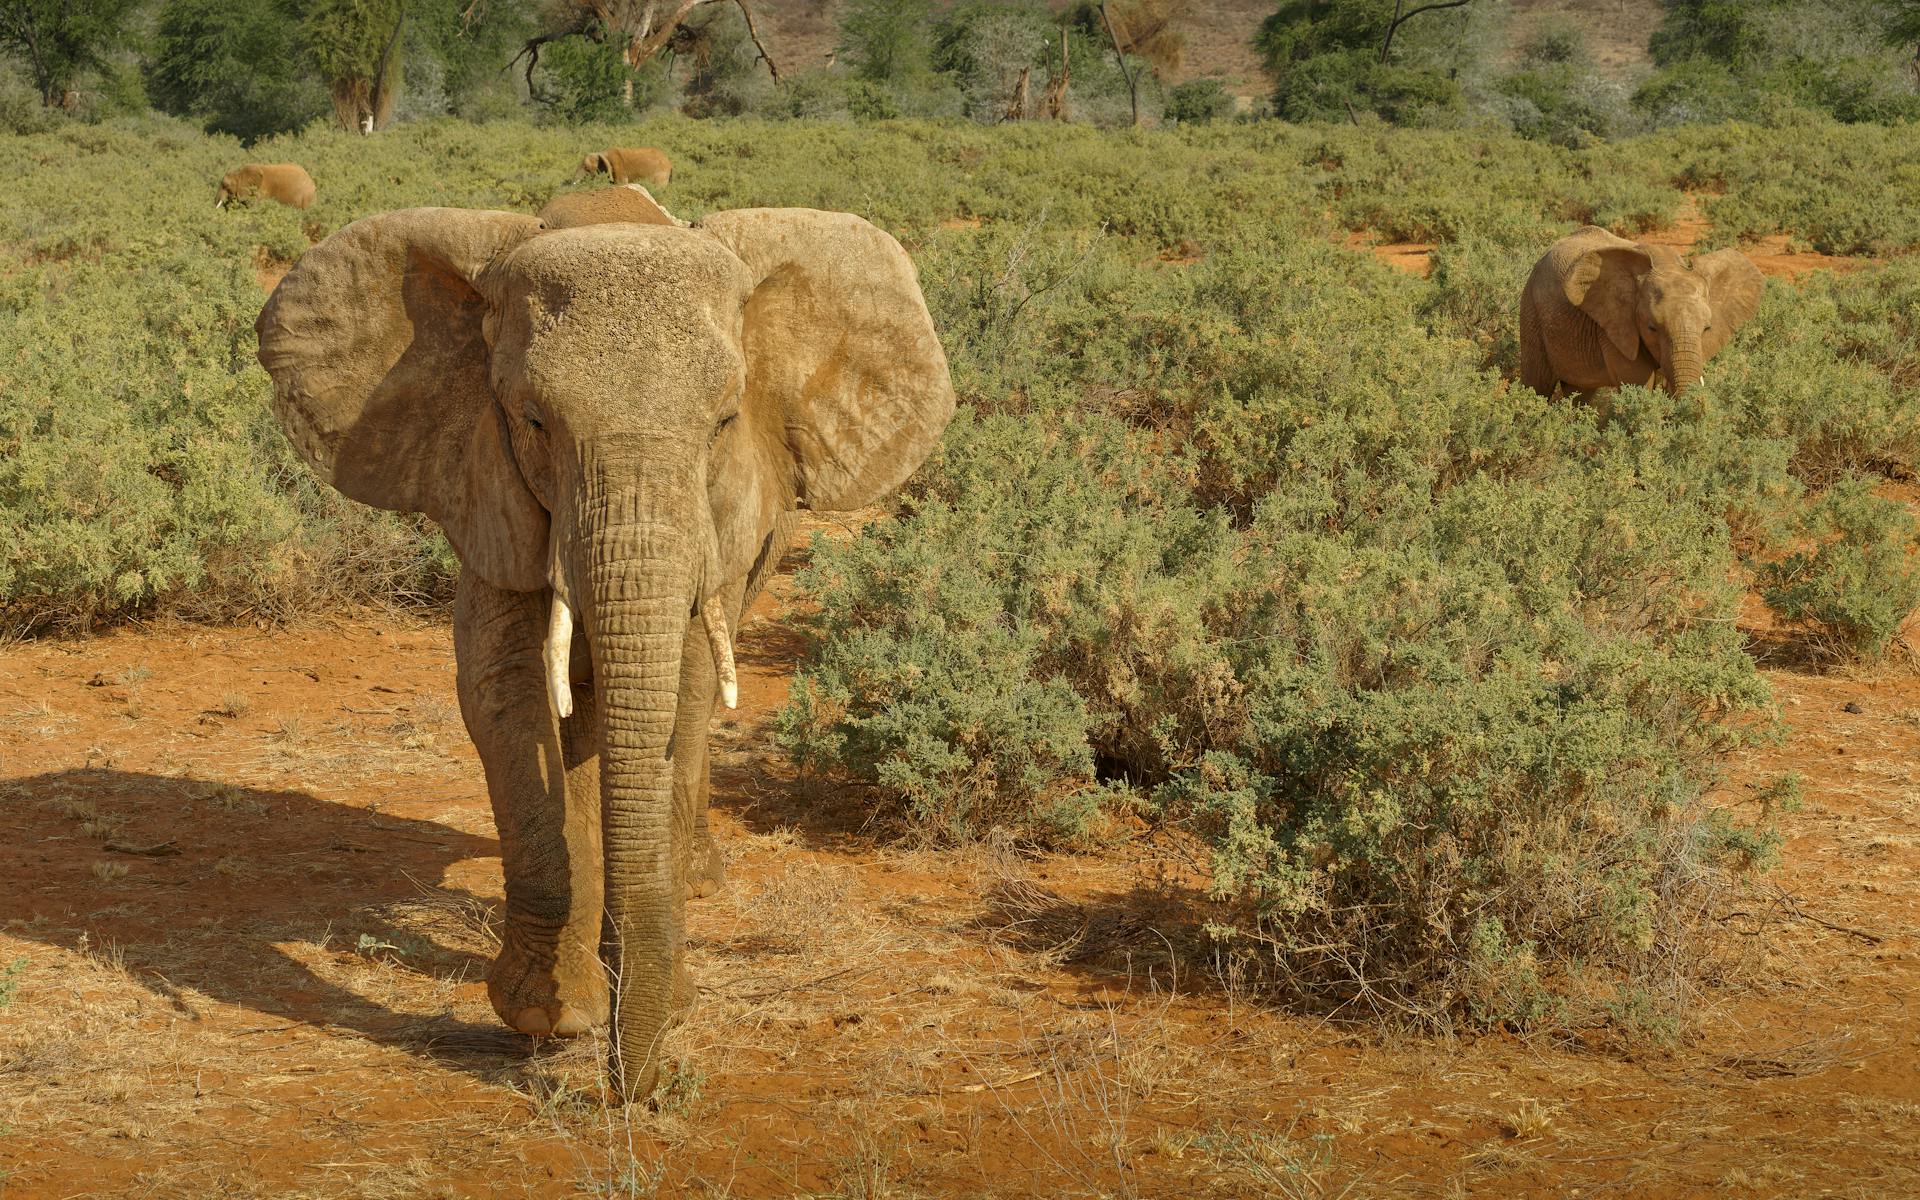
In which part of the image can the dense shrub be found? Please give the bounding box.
[1491,65,1635,147]
[779,208,1788,1031]
[1758,475,1920,662]
[1647,0,1920,125]
[1164,78,1232,124]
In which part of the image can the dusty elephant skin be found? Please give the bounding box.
[537,184,684,231]
[215,162,316,211]
[580,147,673,190]
[253,190,955,1101]
[1519,225,1764,400]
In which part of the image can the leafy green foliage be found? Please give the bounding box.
[1647,0,1920,124]
[931,1,1055,121]
[1758,475,1920,661]
[0,0,138,106]
[840,0,935,83]
[303,0,405,130]
[534,27,661,123]
[1255,0,1479,125]
[149,0,326,141]
[1165,77,1231,123]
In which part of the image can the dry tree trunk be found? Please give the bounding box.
[1004,66,1031,122]
[1044,28,1071,121]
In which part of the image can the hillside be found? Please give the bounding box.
[748,0,1661,100]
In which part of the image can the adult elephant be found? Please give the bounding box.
[1520,226,1763,400]
[254,192,955,1100]
[215,163,316,210]
[581,147,673,189]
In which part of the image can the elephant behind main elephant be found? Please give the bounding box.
[254,188,954,1101]
[1520,225,1764,400]
[580,146,673,189]
[215,162,316,211]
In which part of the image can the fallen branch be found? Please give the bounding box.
[1771,887,1883,944]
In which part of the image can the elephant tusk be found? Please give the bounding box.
[544,594,574,720]
[703,602,738,710]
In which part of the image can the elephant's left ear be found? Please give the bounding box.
[696,208,956,513]
[1694,249,1764,360]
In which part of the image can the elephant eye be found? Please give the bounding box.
[522,403,545,431]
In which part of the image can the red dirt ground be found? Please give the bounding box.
[1346,193,1870,281]
[2,531,1917,1197]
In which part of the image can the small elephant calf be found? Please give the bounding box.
[215,163,316,211]
[580,146,673,190]
[1519,226,1764,400]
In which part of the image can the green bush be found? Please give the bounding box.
[1165,78,1232,124]
[1758,474,1920,662]
[779,209,1782,1031]
[534,30,664,124]
[1491,65,1636,147]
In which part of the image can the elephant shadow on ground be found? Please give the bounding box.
[1,767,551,1079]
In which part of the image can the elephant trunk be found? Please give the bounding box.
[1666,331,1705,396]
[214,187,228,211]
[571,452,700,1104]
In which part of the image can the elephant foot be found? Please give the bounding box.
[686,840,726,899]
[511,1004,597,1038]
[488,930,608,1040]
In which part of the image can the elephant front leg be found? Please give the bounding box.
[454,572,607,1038]
[674,591,732,901]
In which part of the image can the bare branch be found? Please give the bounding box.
[1097,2,1141,127]
[727,0,780,84]
[1378,0,1472,65]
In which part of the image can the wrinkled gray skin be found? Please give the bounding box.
[1520,225,1764,400]
[255,193,955,1100]
[215,162,316,210]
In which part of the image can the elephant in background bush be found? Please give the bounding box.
[1520,226,1763,400]
[215,163,315,210]
[581,147,673,189]
[254,190,954,1099]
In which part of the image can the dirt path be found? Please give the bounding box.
[1,543,1916,1197]
[1344,193,1868,280]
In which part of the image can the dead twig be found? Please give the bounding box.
[1770,886,1884,944]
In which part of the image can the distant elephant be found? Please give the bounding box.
[254,195,955,1100]
[1519,226,1763,400]
[538,184,684,231]
[581,147,673,189]
[215,163,316,211]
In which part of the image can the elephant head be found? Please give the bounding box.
[215,165,261,209]
[579,152,610,179]
[255,203,954,1097]
[1563,237,1764,395]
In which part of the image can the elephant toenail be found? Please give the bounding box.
[513,1006,553,1037]
[551,1007,593,1037]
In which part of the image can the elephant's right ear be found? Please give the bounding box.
[256,207,551,592]
[1565,240,1653,363]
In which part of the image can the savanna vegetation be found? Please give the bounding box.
[0,0,1914,1069]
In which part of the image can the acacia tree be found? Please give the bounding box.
[305,0,407,133]
[515,0,779,97]
[0,0,138,107]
